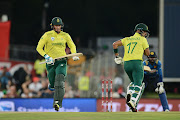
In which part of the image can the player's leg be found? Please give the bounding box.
[159,92,169,111]
[124,61,137,112]
[132,83,145,107]
[154,76,169,111]
[124,61,134,102]
[126,82,135,112]
[46,64,56,91]
[126,82,134,101]
[53,60,67,111]
[130,60,144,109]
[143,74,149,88]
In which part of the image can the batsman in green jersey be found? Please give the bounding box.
[36,17,79,111]
[113,23,150,112]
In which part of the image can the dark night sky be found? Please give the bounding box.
[1,0,159,47]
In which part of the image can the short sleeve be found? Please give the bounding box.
[143,61,146,66]
[121,38,126,46]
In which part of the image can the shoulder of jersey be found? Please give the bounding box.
[45,30,54,36]
[127,35,135,39]
[156,59,161,65]
[142,36,147,40]
[125,36,129,39]
[61,31,69,36]
[44,30,69,36]
[144,60,149,65]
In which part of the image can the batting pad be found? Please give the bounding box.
[131,82,145,107]
[127,82,134,94]
[54,74,65,108]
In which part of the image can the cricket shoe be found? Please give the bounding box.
[165,109,170,112]
[54,103,60,111]
[126,93,131,103]
[127,100,137,112]
[48,84,54,91]
[128,109,132,112]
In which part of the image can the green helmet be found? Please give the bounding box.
[134,23,150,32]
[50,17,64,27]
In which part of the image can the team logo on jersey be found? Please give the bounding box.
[51,37,55,41]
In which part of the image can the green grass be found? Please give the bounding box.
[0,112,180,120]
[143,92,180,99]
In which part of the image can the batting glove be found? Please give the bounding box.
[114,56,123,65]
[155,82,165,94]
[72,56,79,61]
[44,54,54,65]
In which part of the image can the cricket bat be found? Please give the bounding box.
[39,53,83,64]
[144,66,151,72]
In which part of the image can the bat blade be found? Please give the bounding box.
[54,53,83,60]
[39,53,83,64]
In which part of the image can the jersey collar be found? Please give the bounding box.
[134,32,141,37]
[53,30,62,35]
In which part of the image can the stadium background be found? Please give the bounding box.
[0,0,180,112]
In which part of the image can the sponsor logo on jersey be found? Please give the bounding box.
[52,43,65,47]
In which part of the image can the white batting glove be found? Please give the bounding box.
[72,56,79,61]
[155,82,165,94]
[44,54,54,65]
[114,56,123,64]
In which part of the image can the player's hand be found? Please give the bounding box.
[114,56,123,65]
[149,70,157,73]
[73,56,79,61]
[44,54,54,65]
[155,82,164,94]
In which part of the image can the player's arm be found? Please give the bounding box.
[155,60,164,94]
[66,34,77,54]
[157,61,163,82]
[113,40,122,57]
[142,38,150,56]
[143,61,148,73]
[113,39,124,64]
[36,33,47,57]
[36,33,54,65]
[144,48,150,56]
[143,61,151,74]
[66,34,79,61]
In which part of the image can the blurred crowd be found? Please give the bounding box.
[0,55,126,99]
[0,64,54,98]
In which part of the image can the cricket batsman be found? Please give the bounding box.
[143,51,169,111]
[113,23,150,112]
[36,17,79,111]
